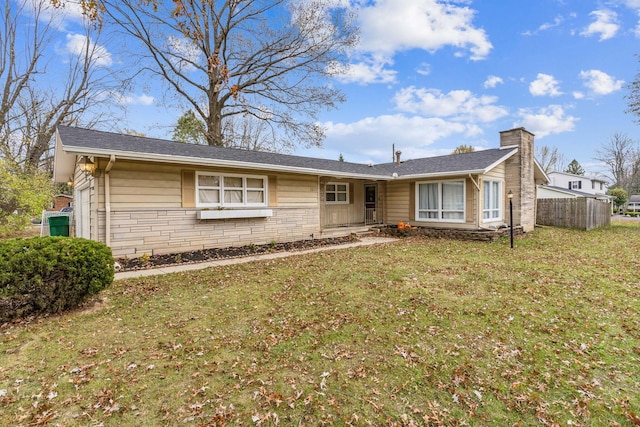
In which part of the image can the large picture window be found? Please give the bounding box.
[325,182,349,204]
[196,172,267,207]
[416,180,465,222]
[483,180,502,221]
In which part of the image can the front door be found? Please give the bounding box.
[365,184,378,224]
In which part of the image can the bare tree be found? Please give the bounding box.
[594,133,640,193]
[223,115,295,153]
[535,145,567,174]
[99,0,357,150]
[0,0,121,171]
[626,54,640,124]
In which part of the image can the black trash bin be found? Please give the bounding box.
[49,216,70,237]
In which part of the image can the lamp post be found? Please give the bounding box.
[507,190,514,249]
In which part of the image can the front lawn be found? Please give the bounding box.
[1,222,639,426]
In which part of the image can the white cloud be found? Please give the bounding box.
[64,34,112,67]
[579,70,624,95]
[333,55,397,84]
[523,15,565,36]
[416,63,431,76]
[573,91,585,99]
[529,73,562,97]
[580,10,619,41]
[166,36,202,72]
[484,75,503,89]
[516,105,578,138]
[111,92,155,106]
[322,114,482,162]
[357,0,492,60]
[393,86,508,123]
[22,0,86,31]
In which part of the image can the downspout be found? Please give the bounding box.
[468,174,480,191]
[104,155,116,247]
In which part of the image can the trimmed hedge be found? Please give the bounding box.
[0,237,114,323]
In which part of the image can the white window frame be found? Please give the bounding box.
[325,182,349,204]
[482,179,503,222]
[196,172,267,208]
[569,181,582,190]
[415,179,466,223]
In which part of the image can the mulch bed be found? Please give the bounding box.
[115,235,359,272]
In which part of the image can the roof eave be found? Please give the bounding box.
[53,133,77,183]
[59,145,393,181]
[395,169,487,180]
[483,148,519,174]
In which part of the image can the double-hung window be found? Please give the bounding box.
[569,181,582,190]
[416,180,465,222]
[196,173,267,207]
[325,182,349,204]
[483,180,502,221]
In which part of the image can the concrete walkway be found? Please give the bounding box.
[114,236,398,280]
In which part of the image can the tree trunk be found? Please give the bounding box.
[207,98,224,147]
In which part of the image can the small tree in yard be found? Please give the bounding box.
[0,160,53,236]
[173,111,207,145]
[608,187,628,212]
[452,144,475,154]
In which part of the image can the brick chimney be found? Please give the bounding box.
[500,128,536,232]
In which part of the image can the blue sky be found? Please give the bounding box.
[20,0,640,177]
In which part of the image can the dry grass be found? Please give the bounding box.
[1,221,639,426]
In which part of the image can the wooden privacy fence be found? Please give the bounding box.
[536,198,611,230]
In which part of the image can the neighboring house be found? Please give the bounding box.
[545,171,609,201]
[627,195,640,212]
[53,126,548,258]
[51,194,73,211]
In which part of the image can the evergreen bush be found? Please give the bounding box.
[0,237,114,323]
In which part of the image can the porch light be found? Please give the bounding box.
[79,156,96,176]
[67,176,74,187]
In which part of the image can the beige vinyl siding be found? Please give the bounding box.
[385,180,411,224]
[377,182,386,223]
[320,179,365,227]
[465,178,477,225]
[275,174,318,206]
[483,163,505,181]
[108,163,321,209]
[108,161,182,209]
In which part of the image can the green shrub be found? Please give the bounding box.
[0,237,114,323]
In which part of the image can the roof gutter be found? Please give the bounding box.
[393,169,487,180]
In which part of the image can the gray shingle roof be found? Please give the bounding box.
[56,125,517,179]
[543,185,599,198]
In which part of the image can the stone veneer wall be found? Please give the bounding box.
[381,225,524,242]
[500,128,536,232]
[108,207,321,258]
